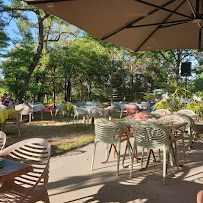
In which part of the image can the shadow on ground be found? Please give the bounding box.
[48,140,203,203]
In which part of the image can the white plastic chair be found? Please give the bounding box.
[0,131,6,150]
[131,121,174,184]
[55,103,65,118]
[73,105,89,127]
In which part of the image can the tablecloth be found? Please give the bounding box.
[0,109,16,124]
[29,103,45,112]
[62,103,73,111]
[79,106,109,118]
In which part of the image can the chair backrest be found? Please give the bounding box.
[95,118,127,144]
[152,109,171,117]
[132,121,170,149]
[55,103,64,111]
[0,138,51,188]
[44,103,55,111]
[125,113,147,122]
[173,113,195,129]
[0,131,6,150]
[118,103,125,110]
[73,105,87,116]
[177,109,197,118]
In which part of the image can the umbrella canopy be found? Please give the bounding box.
[26,0,203,51]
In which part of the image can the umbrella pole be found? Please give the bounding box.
[184,76,188,109]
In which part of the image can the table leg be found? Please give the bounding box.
[101,144,118,164]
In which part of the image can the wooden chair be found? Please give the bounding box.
[91,118,132,176]
[0,138,51,202]
[0,131,6,150]
[131,121,173,184]
[157,115,186,171]
[41,104,54,121]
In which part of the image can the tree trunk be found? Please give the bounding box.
[16,10,47,103]
[130,57,134,101]
[67,79,71,102]
[87,78,91,100]
[173,49,181,86]
[64,78,67,101]
[79,79,82,101]
[110,45,114,102]
[121,53,126,101]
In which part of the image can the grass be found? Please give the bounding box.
[4,110,96,157]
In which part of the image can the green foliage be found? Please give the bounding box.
[187,102,203,118]
[0,0,202,103]
[154,87,190,111]
[1,44,34,96]
[0,1,10,55]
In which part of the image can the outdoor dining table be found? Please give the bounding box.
[0,158,33,183]
[0,109,16,125]
[79,106,109,127]
[28,102,45,112]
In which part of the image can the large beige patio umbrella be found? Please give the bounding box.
[25,0,203,51]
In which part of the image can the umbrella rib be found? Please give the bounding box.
[186,0,196,17]
[135,0,187,52]
[135,0,193,19]
[129,20,190,28]
[161,20,190,28]
[25,0,73,5]
[186,0,202,29]
[101,0,176,41]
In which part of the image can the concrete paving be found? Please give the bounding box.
[47,138,203,203]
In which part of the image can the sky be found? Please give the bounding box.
[2,0,37,50]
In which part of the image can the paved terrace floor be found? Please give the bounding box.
[47,138,203,203]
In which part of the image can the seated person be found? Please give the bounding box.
[0,97,8,109]
[5,93,15,109]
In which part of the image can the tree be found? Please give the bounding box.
[0,0,10,56]
[158,49,197,86]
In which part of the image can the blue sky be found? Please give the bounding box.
[2,0,37,51]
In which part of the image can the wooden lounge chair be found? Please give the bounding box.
[0,138,51,202]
